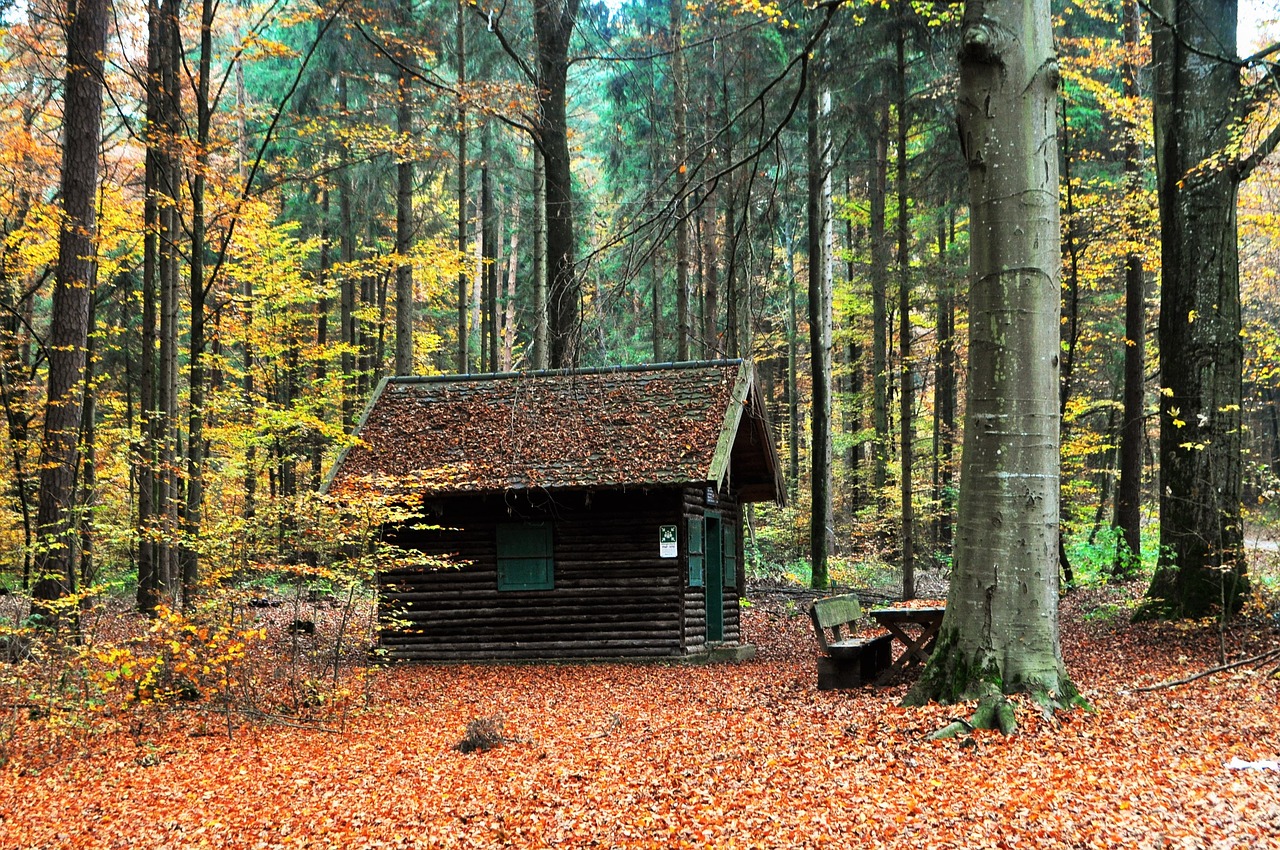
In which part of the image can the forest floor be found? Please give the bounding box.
[1,578,1279,849]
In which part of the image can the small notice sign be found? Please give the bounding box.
[659,525,678,558]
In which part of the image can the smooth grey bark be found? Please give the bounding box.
[1142,0,1248,617]
[907,0,1078,709]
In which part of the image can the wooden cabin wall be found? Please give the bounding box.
[380,488,689,661]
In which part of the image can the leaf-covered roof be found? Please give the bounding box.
[326,360,783,502]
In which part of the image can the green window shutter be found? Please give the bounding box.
[688,515,704,587]
[723,521,738,589]
[497,523,554,591]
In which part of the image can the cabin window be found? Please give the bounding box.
[496,522,554,591]
[723,521,738,589]
[688,515,705,587]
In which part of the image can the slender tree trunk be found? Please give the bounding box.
[787,252,800,494]
[481,125,498,372]
[338,67,357,426]
[933,212,956,560]
[1144,0,1248,617]
[670,0,690,362]
[395,0,415,377]
[470,206,483,365]
[1056,95,1086,587]
[237,31,256,525]
[504,195,519,370]
[907,0,1077,711]
[78,294,97,588]
[358,262,377,397]
[311,188,331,489]
[33,0,108,608]
[158,0,181,595]
[182,0,216,601]
[702,87,719,358]
[137,0,164,613]
[1113,0,1145,577]
[1059,111,1083,416]
[896,28,915,600]
[869,107,891,496]
[455,0,468,374]
[807,72,833,589]
[533,146,549,369]
[846,173,864,505]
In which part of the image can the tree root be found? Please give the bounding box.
[928,693,1018,739]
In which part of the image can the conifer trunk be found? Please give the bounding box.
[895,28,914,600]
[34,0,108,606]
[807,69,833,590]
[534,0,581,368]
[395,0,415,377]
[1142,0,1247,617]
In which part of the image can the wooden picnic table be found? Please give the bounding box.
[867,606,945,671]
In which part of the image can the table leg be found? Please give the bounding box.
[881,619,942,670]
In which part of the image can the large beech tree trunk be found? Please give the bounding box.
[1142,0,1248,617]
[34,0,108,607]
[906,0,1078,709]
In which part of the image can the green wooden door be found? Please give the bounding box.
[705,512,724,642]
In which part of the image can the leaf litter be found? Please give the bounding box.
[1,585,1278,849]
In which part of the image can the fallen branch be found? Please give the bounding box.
[1137,648,1280,692]
[589,712,622,739]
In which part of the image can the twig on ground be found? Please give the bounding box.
[1137,648,1280,692]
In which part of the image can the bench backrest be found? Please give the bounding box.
[811,594,863,629]
[809,594,863,653]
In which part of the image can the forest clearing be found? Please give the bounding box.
[1,577,1278,849]
[5,0,1280,843]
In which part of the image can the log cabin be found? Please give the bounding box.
[324,359,784,662]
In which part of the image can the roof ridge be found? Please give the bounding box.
[383,358,745,386]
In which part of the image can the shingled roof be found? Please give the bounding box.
[325,359,783,503]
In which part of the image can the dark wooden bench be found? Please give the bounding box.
[809,594,893,690]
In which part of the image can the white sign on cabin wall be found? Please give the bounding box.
[659,525,678,558]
